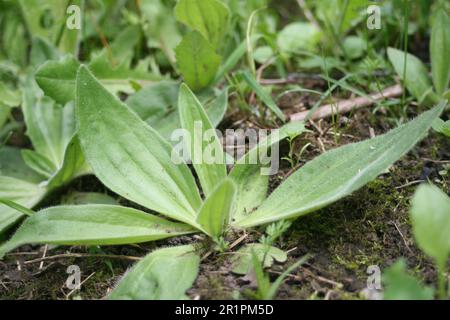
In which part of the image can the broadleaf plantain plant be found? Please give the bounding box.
[0,77,89,235]
[0,65,445,299]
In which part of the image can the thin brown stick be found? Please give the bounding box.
[290,85,403,122]
[395,180,424,190]
[23,253,141,265]
[270,267,343,288]
[391,221,413,255]
[39,245,48,270]
[201,251,213,261]
[422,158,450,164]
[229,233,248,250]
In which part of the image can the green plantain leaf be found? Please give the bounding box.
[36,27,161,105]
[126,83,228,141]
[410,184,450,268]
[18,0,65,42]
[387,47,437,104]
[1,4,28,67]
[430,9,450,95]
[196,179,236,238]
[383,259,434,300]
[141,0,181,64]
[175,31,221,92]
[22,80,76,167]
[0,205,195,259]
[35,55,80,105]
[30,37,62,68]
[206,87,228,128]
[87,26,158,91]
[21,149,56,178]
[126,81,180,126]
[61,192,118,206]
[174,0,230,48]
[432,118,450,137]
[109,245,200,300]
[46,135,89,189]
[0,147,45,183]
[89,25,140,71]
[76,66,202,225]
[18,0,81,55]
[230,122,306,221]
[277,22,321,56]
[0,82,21,107]
[235,103,445,228]
[178,84,227,196]
[0,176,46,234]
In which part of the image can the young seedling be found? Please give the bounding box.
[244,251,310,300]
[0,66,444,299]
[410,184,450,299]
[432,118,450,138]
[383,184,450,300]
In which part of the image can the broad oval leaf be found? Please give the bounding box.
[432,118,450,137]
[46,135,89,189]
[383,259,434,300]
[0,205,195,259]
[235,103,445,228]
[76,66,202,225]
[196,179,236,238]
[0,146,45,183]
[175,31,221,91]
[410,184,450,267]
[174,0,230,48]
[178,84,227,196]
[21,150,56,178]
[30,37,62,68]
[277,22,321,55]
[35,55,80,105]
[109,245,200,300]
[387,47,437,104]
[36,27,161,105]
[0,82,21,107]
[22,81,76,167]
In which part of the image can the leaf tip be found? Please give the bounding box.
[76,64,90,80]
[179,82,192,94]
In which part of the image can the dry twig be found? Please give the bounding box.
[23,253,141,265]
[290,85,403,122]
